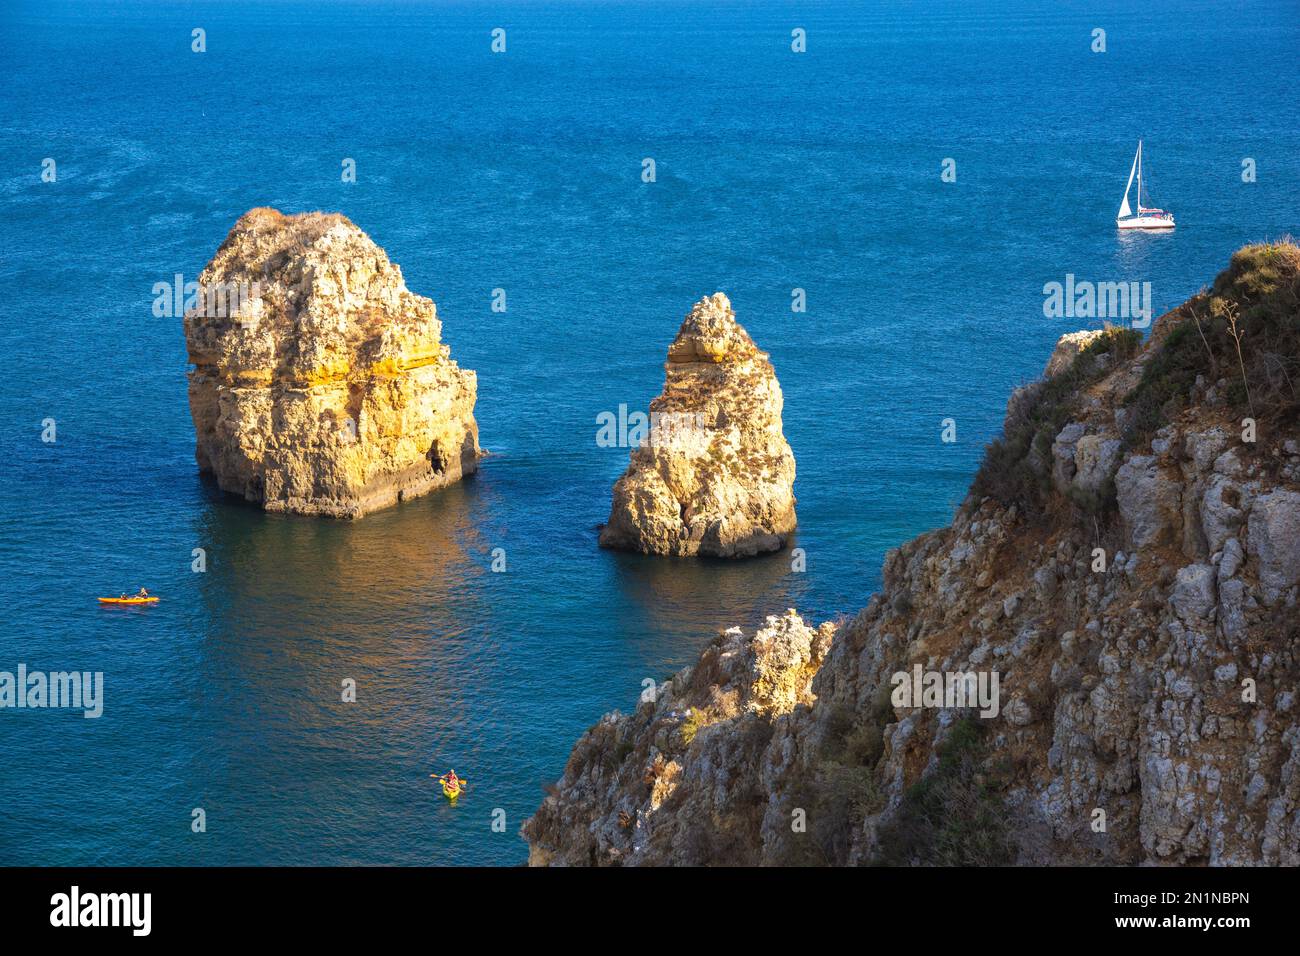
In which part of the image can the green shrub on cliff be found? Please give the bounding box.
[969,326,1138,515]
[771,688,895,866]
[1123,240,1300,445]
[873,716,1017,866]
[679,708,702,746]
[774,763,880,866]
[971,240,1300,516]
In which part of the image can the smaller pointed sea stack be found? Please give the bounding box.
[184,208,481,518]
[599,293,797,557]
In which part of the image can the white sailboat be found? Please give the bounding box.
[1116,140,1175,230]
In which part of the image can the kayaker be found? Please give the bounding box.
[136,587,150,598]
[431,770,466,791]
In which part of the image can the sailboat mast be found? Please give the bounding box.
[1137,140,1143,210]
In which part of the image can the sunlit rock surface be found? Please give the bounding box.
[599,293,796,557]
[184,208,480,517]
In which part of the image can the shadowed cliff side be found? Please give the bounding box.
[526,242,1300,866]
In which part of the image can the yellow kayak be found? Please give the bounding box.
[98,597,160,605]
[442,781,461,800]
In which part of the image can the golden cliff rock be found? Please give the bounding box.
[599,293,797,558]
[183,208,481,518]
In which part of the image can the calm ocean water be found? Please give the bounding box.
[0,0,1296,865]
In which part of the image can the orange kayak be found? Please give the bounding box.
[98,597,159,605]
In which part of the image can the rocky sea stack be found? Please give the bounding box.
[184,208,481,518]
[599,293,797,558]
[527,242,1300,866]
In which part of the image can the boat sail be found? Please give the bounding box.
[1117,140,1175,230]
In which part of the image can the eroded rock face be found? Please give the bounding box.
[1116,455,1183,549]
[598,293,796,557]
[522,610,834,866]
[184,208,481,517]
[528,246,1300,866]
[1247,489,1300,602]
[533,393,1300,866]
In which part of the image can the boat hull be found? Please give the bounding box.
[1117,216,1175,230]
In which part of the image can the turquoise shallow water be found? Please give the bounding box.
[0,0,1297,865]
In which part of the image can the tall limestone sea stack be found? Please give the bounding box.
[599,293,797,558]
[527,242,1300,866]
[184,208,481,518]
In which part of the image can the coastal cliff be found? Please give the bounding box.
[526,242,1300,866]
[599,293,797,557]
[184,208,481,518]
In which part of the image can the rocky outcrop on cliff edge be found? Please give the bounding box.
[183,208,481,518]
[526,243,1300,866]
[523,609,834,866]
[598,293,797,557]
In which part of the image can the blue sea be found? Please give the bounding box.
[0,0,1296,865]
